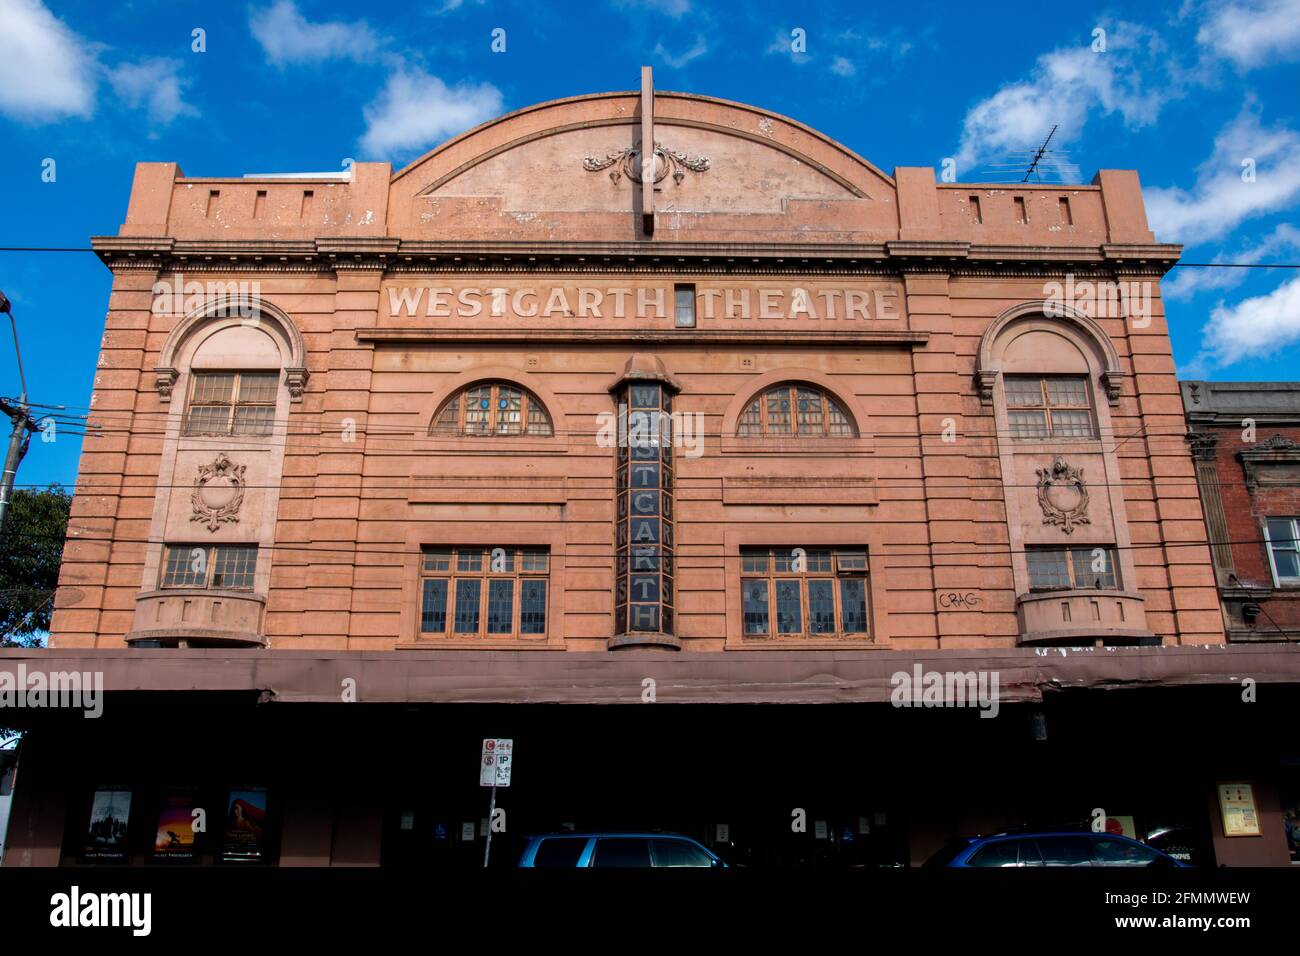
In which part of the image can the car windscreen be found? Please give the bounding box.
[651,839,714,867]
[532,837,587,867]
[922,841,972,868]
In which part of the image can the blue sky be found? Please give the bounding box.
[1,0,1299,488]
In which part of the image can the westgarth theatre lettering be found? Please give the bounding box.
[386,283,903,321]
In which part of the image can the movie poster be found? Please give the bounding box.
[1281,785,1299,864]
[152,788,199,862]
[220,787,269,862]
[84,788,132,861]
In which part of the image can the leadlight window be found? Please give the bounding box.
[1004,375,1096,439]
[614,382,675,635]
[432,382,553,437]
[740,547,869,638]
[737,384,856,437]
[184,371,278,436]
[161,544,258,590]
[1265,517,1300,584]
[1026,546,1119,591]
[674,284,696,328]
[420,546,549,638]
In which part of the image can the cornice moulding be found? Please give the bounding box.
[89,237,1183,278]
[357,328,931,347]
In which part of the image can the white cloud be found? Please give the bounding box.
[653,35,708,68]
[766,28,810,64]
[108,58,197,124]
[1145,107,1300,245]
[1190,273,1300,371]
[614,0,690,16]
[1197,0,1300,68]
[249,0,380,66]
[1162,223,1300,300]
[432,0,486,12]
[0,0,99,122]
[954,24,1172,173]
[359,67,502,159]
[830,56,856,77]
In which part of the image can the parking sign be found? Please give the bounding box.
[480,738,513,787]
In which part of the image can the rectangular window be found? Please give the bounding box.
[740,547,870,639]
[160,544,257,590]
[184,371,278,437]
[969,195,982,223]
[674,284,696,328]
[1266,517,1300,584]
[1013,196,1028,223]
[1058,196,1072,224]
[1027,546,1119,591]
[420,546,549,638]
[1004,375,1096,439]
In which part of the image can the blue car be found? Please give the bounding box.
[518,832,727,868]
[924,830,1188,868]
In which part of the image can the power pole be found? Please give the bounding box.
[0,291,38,531]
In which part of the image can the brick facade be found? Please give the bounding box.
[1183,381,1300,640]
[49,82,1224,652]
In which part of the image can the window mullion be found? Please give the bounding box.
[229,373,241,436]
[479,566,489,638]
[795,574,806,634]
[767,571,776,633]
[832,577,843,635]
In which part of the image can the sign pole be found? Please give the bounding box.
[483,783,497,868]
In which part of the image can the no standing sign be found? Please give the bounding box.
[480,738,513,787]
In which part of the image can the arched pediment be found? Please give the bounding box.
[387,91,898,243]
[975,301,1126,406]
[154,297,308,403]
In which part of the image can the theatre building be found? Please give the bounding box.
[3,71,1298,868]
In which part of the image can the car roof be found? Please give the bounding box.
[976,830,1148,842]
[529,831,700,841]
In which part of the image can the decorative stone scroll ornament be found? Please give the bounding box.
[191,453,246,532]
[1186,431,1219,461]
[1035,455,1091,534]
[582,142,711,185]
[1257,434,1300,451]
[156,367,179,402]
[284,367,309,401]
[1239,433,1300,491]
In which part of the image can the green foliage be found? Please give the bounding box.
[0,484,71,646]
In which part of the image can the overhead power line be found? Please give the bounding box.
[6,526,1279,564]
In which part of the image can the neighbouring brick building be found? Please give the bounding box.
[1182,380,1300,643]
[2,71,1297,869]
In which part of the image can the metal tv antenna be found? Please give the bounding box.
[1022,125,1059,182]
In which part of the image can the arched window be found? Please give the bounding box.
[737,383,856,437]
[181,322,285,436]
[433,381,554,437]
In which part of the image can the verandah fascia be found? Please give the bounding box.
[386,285,904,320]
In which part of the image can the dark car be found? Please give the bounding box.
[518,832,727,868]
[924,830,1188,868]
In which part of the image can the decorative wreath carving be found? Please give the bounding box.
[582,142,710,185]
[1035,455,1090,534]
[191,453,246,532]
